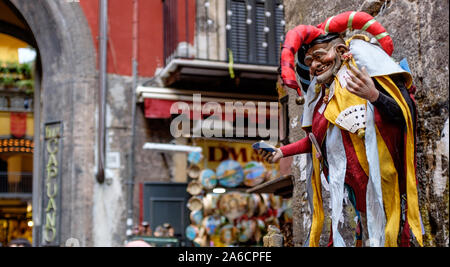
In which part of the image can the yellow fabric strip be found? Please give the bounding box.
[347,11,357,30]
[361,19,377,32]
[374,76,423,246]
[324,16,335,34]
[374,126,401,246]
[309,145,324,247]
[348,133,370,177]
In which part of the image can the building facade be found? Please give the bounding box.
[0,0,291,247]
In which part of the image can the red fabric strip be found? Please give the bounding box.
[341,130,368,213]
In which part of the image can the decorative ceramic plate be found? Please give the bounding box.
[258,194,270,216]
[187,151,202,165]
[219,224,238,245]
[246,193,261,217]
[187,164,201,179]
[187,180,203,195]
[202,215,223,236]
[190,210,204,226]
[218,192,248,222]
[185,225,199,241]
[200,169,217,190]
[216,160,244,188]
[238,219,256,243]
[243,161,266,187]
[203,193,221,215]
[187,196,203,211]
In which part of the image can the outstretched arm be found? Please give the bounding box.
[256,136,312,163]
[280,136,312,157]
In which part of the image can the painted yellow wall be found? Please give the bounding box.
[0,33,28,63]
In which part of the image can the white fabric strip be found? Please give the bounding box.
[326,124,347,247]
[364,102,386,247]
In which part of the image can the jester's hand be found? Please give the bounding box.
[256,148,284,164]
[346,64,379,102]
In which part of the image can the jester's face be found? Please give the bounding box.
[304,40,349,85]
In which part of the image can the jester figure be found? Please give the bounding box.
[257,11,423,247]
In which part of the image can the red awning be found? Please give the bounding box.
[144,98,278,123]
[144,98,175,119]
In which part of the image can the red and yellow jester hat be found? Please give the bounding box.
[280,11,394,97]
[280,25,324,96]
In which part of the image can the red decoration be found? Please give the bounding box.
[10,112,27,139]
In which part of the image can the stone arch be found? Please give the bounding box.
[8,0,98,246]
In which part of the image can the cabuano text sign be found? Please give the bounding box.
[41,121,62,247]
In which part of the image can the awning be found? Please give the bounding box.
[138,86,279,121]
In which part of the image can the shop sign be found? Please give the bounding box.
[40,121,63,247]
[196,139,279,173]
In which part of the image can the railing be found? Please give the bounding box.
[0,172,33,193]
[163,0,285,67]
[0,92,33,112]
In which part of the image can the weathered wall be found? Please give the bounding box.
[10,0,98,246]
[283,0,449,247]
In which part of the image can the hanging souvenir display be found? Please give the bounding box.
[200,169,217,190]
[246,193,261,217]
[186,224,199,241]
[203,193,221,215]
[219,224,238,246]
[187,196,203,211]
[187,151,203,165]
[202,215,224,236]
[187,164,201,179]
[185,147,291,247]
[187,180,203,195]
[237,219,257,243]
[243,161,266,187]
[218,192,248,222]
[190,209,204,226]
[216,160,244,188]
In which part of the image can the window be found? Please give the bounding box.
[226,0,285,66]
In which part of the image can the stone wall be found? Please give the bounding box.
[283,0,449,247]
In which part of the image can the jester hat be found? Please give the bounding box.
[280,11,394,97]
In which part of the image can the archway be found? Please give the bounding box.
[1,0,97,247]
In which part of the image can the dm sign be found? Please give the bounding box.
[41,121,63,247]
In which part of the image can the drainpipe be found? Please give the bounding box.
[97,0,108,184]
[126,0,139,238]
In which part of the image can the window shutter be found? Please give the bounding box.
[229,0,249,64]
[227,0,285,66]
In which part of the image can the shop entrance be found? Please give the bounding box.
[142,182,190,246]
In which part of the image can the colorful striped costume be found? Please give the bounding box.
[279,11,423,247]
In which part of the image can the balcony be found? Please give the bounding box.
[0,172,32,198]
[158,0,285,95]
